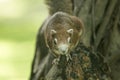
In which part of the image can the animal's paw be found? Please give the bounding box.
[66,54,72,61]
[52,58,60,65]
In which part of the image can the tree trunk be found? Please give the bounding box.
[30,0,120,80]
[74,0,120,80]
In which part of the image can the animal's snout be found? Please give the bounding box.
[58,44,68,54]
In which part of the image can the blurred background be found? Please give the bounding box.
[0,0,48,80]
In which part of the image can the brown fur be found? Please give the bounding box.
[30,0,83,79]
[44,12,83,57]
[45,0,73,15]
[30,12,83,79]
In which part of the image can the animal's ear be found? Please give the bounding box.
[51,29,57,34]
[51,29,57,38]
[70,16,84,36]
[67,29,73,36]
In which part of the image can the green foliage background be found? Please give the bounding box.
[0,0,48,80]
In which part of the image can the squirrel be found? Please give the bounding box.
[29,0,84,80]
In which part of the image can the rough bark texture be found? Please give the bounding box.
[30,0,120,80]
[73,0,120,80]
[45,43,112,80]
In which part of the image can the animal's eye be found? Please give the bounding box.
[54,38,57,45]
[68,37,71,43]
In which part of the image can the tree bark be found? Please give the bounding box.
[30,0,120,80]
[73,0,120,80]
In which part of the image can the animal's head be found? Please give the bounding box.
[44,12,83,57]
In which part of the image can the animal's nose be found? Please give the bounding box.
[58,44,68,54]
[60,48,67,54]
[61,50,66,53]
